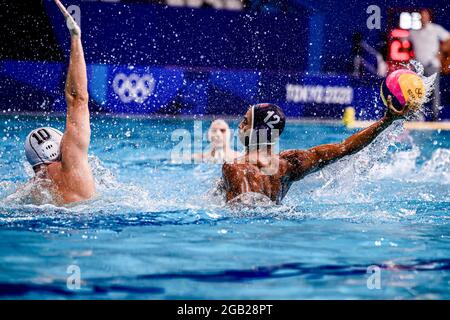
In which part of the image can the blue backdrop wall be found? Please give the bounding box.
[0,0,449,119]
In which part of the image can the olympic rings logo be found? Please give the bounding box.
[113,73,156,104]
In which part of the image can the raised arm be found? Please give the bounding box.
[281,96,411,181]
[55,0,90,170]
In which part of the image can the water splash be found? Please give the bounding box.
[1,120,449,229]
[402,59,437,119]
[407,59,424,76]
[310,120,405,202]
[1,155,164,213]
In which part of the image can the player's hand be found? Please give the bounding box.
[55,0,81,37]
[385,95,416,120]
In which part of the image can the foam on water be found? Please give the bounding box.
[1,156,172,213]
[1,131,449,228]
[0,117,449,299]
[1,106,449,230]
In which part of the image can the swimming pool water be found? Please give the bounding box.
[0,114,449,299]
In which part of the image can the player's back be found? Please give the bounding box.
[222,155,291,203]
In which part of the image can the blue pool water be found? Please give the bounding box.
[0,114,449,299]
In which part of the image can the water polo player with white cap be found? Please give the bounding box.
[192,119,241,164]
[21,0,95,205]
[25,127,64,166]
[222,98,414,204]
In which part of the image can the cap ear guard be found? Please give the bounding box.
[24,127,63,167]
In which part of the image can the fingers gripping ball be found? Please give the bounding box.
[380,69,425,111]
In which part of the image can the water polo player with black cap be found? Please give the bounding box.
[222,98,413,204]
[21,1,95,205]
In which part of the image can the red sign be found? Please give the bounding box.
[387,28,414,72]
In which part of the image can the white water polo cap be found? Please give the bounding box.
[24,127,63,167]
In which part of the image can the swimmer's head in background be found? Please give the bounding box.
[24,127,63,168]
[239,103,286,148]
[208,119,231,148]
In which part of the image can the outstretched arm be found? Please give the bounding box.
[55,0,90,171]
[281,96,410,181]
